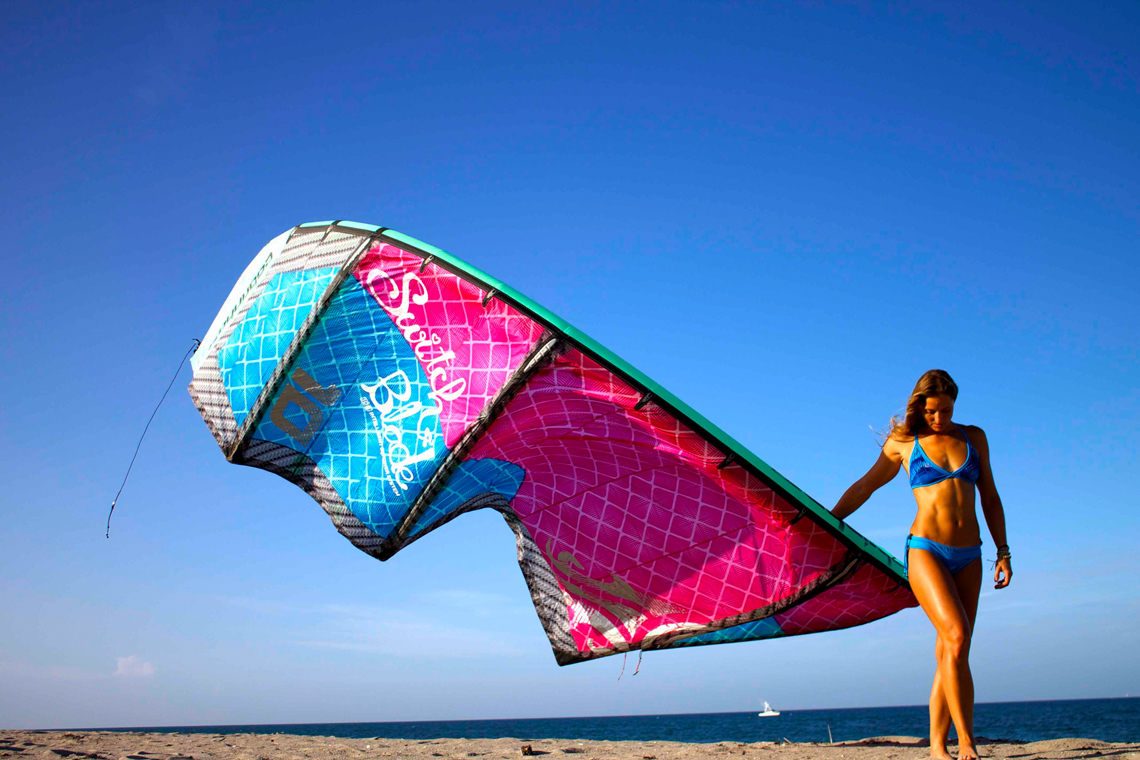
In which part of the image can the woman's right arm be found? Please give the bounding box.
[831,442,904,521]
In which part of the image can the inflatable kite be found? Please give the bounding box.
[189,222,916,665]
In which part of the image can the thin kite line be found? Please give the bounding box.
[106,338,200,538]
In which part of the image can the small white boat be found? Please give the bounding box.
[758,701,781,717]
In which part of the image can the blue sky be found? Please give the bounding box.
[2,0,1137,730]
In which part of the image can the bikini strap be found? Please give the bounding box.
[956,423,972,452]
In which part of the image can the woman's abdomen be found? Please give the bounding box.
[909,481,981,546]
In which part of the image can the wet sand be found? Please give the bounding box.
[2,730,1136,760]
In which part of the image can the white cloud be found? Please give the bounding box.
[113,655,155,677]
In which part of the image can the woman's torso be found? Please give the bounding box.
[901,424,982,547]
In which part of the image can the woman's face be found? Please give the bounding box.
[923,394,955,433]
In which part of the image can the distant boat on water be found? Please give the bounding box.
[758,702,781,717]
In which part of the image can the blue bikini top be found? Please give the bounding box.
[909,424,981,489]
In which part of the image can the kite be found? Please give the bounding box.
[189,222,916,665]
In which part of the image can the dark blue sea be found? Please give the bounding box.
[108,698,1139,744]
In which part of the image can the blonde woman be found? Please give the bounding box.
[832,370,1012,760]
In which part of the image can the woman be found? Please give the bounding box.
[831,370,1012,760]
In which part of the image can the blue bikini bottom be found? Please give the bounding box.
[905,535,982,576]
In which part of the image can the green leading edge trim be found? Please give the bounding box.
[309,221,908,584]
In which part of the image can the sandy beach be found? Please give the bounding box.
[2,731,1136,760]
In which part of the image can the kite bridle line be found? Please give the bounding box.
[106,337,202,538]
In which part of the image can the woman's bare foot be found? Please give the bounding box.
[956,744,980,760]
[930,747,953,760]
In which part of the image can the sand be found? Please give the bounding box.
[2,730,1136,760]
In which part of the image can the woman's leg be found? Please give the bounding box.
[930,636,950,755]
[908,548,980,760]
[929,560,982,755]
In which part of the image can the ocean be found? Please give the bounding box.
[109,698,1139,744]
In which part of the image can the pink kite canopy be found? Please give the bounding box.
[189,222,916,664]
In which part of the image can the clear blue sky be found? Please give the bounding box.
[2,0,1137,730]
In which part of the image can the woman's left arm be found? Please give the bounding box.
[971,426,1012,589]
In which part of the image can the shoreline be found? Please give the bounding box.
[2,730,1136,760]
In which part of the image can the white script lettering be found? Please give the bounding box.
[365,267,466,405]
[361,370,440,496]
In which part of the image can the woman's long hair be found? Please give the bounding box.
[888,369,959,440]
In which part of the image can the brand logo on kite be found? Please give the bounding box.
[269,367,342,446]
[364,267,466,405]
[360,370,441,496]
